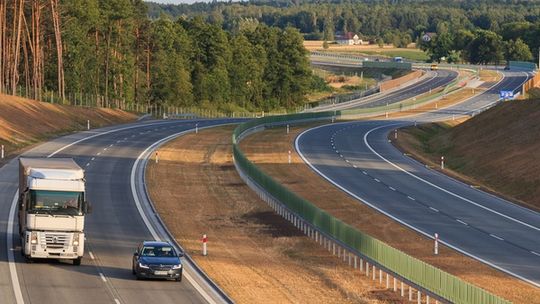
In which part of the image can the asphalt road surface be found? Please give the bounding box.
[296,70,540,287]
[309,66,458,111]
[0,119,240,304]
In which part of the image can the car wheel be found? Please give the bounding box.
[132,263,136,275]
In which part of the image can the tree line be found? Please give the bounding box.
[0,0,313,112]
[147,0,540,64]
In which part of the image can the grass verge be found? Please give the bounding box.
[146,125,405,304]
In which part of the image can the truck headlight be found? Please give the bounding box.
[138,262,149,269]
[30,232,38,244]
[172,264,182,269]
[72,233,79,246]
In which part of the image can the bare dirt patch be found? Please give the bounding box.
[146,126,405,304]
[240,124,540,304]
[0,94,136,166]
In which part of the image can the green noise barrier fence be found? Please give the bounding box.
[232,113,511,304]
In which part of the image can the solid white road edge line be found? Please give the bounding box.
[295,124,540,288]
[363,124,540,233]
[131,126,233,304]
[7,191,24,304]
[6,120,198,304]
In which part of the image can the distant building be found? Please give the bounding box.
[422,32,437,42]
[336,32,365,45]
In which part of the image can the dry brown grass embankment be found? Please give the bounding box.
[146,126,404,304]
[0,94,136,166]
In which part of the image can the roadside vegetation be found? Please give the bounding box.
[0,1,317,114]
[394,99,540,212]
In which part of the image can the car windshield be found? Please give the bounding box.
[141,246,177,257]
[29,190,82,215]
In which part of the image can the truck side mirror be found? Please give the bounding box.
[83,201,92,214]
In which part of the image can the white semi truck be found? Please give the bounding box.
[18,158,91,265]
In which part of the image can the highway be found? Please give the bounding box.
[296,70,540,287]
[309,66,458,111]
[0,119,240,304]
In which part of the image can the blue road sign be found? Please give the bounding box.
[500,90,515,100]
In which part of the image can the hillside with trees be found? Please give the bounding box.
[146,0,540,64]
[0,0,314,113]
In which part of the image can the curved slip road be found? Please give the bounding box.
[309,64,458,111]
[296,70,540,287]
[0,119,240,304]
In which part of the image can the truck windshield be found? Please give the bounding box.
[29,190,83,215]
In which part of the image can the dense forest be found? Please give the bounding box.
[147,0,540,64]
[0,0,313,112]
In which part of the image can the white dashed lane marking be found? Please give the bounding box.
[374,178,380,183]
[89,251,95,260]
[490,234,504,241]
[429,207,439,212]
[407,196,415,201]
[389,186,396,191]
[99,273,107,282]
[456,219,468,226]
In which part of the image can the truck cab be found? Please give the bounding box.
[18,158,91,265]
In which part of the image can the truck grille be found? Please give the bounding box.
[40,233,70,249]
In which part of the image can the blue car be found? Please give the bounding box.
[132,241,183,281]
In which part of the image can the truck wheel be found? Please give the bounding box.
[73,257,82,266]
[24,256,33,263]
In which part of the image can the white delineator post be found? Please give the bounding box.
[287,124,290,134]
[87,120,90,130]
[434,233,439,255]
[202,234,208,256]
[195,123,199,134]
[441,156,445,170]
[155,151,159,164]
[1,145,4,159]
[394,129,398,139]
[288,150,292,164]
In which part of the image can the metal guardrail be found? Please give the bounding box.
[232,113,512,304]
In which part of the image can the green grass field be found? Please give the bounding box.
[332,48,429,62]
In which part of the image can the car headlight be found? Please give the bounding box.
[30,232,38,244]
[138,262,149,269]
[172,264,182,269]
